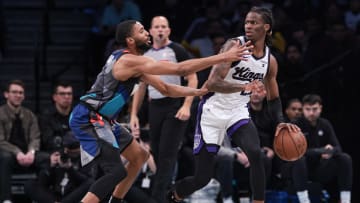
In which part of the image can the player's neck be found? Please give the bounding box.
[127,47,141,55]
[252,40,266,57]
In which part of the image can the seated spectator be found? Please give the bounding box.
[25,131,93,203]
[39,81,74,154]
[0,80,45,203]
[284,94,352,203]
[284,98,302,122]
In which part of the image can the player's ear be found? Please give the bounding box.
[264,24,270,33]
[126,37,134,44]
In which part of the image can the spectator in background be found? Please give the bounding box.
[0,80,44,203]
[182,0,230,55]
[284,98,302,122]
[278,42,307,102]
[288,94,353,203]
[100,0,142,37]
[39,81,73,154]
[345,0,360,31]
[25,131,93,203]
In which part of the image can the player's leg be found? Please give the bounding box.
[230,120,265,203]
[170,145,217,201]
[73,137,127,203]
[111,138,149,200]
[70,105,128,203]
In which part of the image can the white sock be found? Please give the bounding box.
[222,196,234,203]
[297,190,310,203]
[340,191,351,203]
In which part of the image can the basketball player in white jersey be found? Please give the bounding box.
[168,7,300,203]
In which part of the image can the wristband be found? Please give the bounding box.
[267,97,285,125]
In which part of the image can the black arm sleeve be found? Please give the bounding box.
[267,97,285,125]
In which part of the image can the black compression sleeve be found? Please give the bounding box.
[267,97,285,124]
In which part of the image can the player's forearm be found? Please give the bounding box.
[163,84,199,97]
[182,74,198,107]
[131,84,146,117]
[177,53,226,76]
[207,79,247,93]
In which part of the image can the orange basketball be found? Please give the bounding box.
[273,127,307,161]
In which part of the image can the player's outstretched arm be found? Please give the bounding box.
[114,40,253,81]
[140,74,208,97]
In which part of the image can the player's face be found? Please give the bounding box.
[244,12,269,42]
[302,103,322,123]
[149,17,171,43]
[131,22,151,53]
[4,84,25,108]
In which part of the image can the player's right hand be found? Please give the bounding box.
[130,115,140,139]
[223,40,253,62]
[194,87,208,96]
[274,123,301,136]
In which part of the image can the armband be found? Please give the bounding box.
[267,97,285,125]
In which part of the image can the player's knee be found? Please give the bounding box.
[129,147,149,169]
[112,163,128,182]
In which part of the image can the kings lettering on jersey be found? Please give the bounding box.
[232,66,265,82]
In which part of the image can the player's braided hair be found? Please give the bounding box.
[250,6,274,46]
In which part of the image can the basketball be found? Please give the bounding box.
[273,127,307,161]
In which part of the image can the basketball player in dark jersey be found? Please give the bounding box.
[69,20,253,203]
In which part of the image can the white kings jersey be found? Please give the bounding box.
[205,36,270,110]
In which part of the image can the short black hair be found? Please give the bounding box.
[302,94,322,105]
[53,81,72,94]
[286,98,302,109]
[115,20,138,47]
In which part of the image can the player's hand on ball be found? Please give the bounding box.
[275,122,301,137]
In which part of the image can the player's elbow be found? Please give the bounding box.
[206,78,217,92]
[176,64,190,76]
[158,84,172,97]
